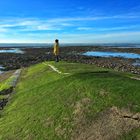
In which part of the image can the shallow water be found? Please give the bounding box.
[133,60,140,67]
[0,65,4,74]
[0,66,4,69]
[0,71,3,74]
[0,48,23,54]
[83,51,140,59]
[0,43,140,48]
[133,62,140,66]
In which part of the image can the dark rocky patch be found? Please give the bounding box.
[0,87,14,110]
[0,87,13,95]
[0,99,8,110]
[0,46,140,74]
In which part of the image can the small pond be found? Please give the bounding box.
[133,60,140,67]
[0,65,5,74]
[0,48,23,54]
[83,51,140,59]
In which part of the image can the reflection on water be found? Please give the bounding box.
[0,71,3,74]
[0,48,23,74]
[0,66,4,69]
[0,48,23,54]
[133,60,140,67]
[0,65,4,74]
[83,51,140,59]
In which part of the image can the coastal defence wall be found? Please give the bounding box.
[0,69,21,110]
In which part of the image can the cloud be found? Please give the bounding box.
[77,25,140,31]
[0,18,63,32]
[0,13,140,43]
[95,31,140,38]
[0,31,140,43]
[77,27,93,30]
[0,14,139,34]
[48,15,140,22]
[0,27,7,32]
[51,31,140,43]
[0,13,140,32]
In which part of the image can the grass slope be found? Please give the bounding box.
[0,70,15,91]
[0,71,15,100]
[0,61,140,140]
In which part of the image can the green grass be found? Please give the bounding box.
[0,70,16,92]
[0,61,140,140]
[0,71,15,100]
[0,95,8,100]
[0,76,14,91]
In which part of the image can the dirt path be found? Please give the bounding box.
[43,62,70,75]
[131,77,140,80]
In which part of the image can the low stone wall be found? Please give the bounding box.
[0,87,13,95]
[0,98,8,110]
[0,69,21,110]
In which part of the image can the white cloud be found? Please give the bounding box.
[0,31,140,43]
[96,31,140,38]
[0,14,139,43]
[48,15,140,22]
[70,31,140,38]
[52,31,140,43]
[0,18,63,32]
[77,27,93,30]
[77,25,140,31]
[0,14,140,33]
[0,27,7,32]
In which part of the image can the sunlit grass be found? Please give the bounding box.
[0,61,139,140]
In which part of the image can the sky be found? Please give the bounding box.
[0,0,140,43]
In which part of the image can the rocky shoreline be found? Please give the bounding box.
[0,46,140,74]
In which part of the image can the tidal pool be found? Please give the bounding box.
[0,65,4,74]
[133,60,140,67]
[0,48,23,54]
[83,51,140,59]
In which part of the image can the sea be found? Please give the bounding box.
[0,43,140,48]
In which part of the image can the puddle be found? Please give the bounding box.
[0,65,5,74]
[133,60,140,67]
[83,51,140,59]
[0,48,24,54]
[0,71,3,74]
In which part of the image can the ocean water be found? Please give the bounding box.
[0,43,50,48]
[0,66,4,69]
[0,71,3,74]
[0,43,140,48]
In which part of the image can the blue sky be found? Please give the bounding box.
[0,0,140,43]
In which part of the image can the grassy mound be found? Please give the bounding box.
[0,70,15,102]
[0,70,15,91]
[0,61,139,140]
